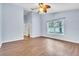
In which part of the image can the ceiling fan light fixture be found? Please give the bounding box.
[39,8,47,13]
[30,3,51,13]
[38,3,51,13]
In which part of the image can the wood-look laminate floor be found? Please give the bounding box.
[0,37,79,56]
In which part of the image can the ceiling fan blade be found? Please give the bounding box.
[31,8,38,10]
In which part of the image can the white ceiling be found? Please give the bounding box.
[13,3,79,13]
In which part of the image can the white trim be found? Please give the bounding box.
[0,43,2,48]
[2,37,24,43]
[0,45,1,48]
[31,35,41,38]
[42,35,79,43]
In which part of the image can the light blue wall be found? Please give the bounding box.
[31,13,41,37]
[0,4,2,45]
[2,4,24,43]
[24,12,32,24]
[41,10,79,43]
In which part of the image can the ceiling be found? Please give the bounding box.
[13,3,79,14]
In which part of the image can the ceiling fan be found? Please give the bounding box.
[31,3,51,13]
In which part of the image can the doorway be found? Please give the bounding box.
[24,23,31,40]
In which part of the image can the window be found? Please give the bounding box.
[47,20,64,35]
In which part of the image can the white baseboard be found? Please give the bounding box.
[31,35,41,38]
[42,35,79,44]
[2,37,24,43]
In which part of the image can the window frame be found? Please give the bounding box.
[47,20,64,35]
